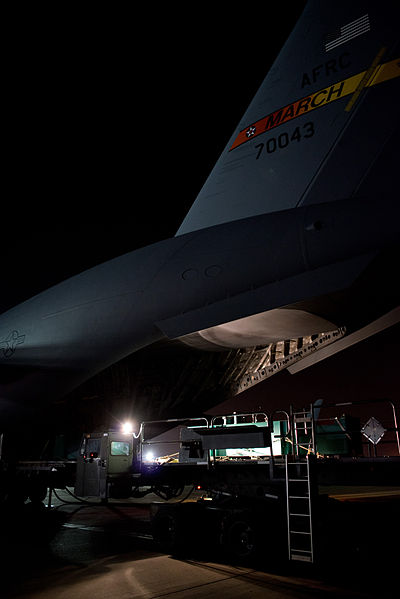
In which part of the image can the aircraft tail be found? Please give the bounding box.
[176,0,400,236]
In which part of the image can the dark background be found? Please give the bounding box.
[2,3,307,314]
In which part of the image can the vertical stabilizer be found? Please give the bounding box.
[176,0,400,236]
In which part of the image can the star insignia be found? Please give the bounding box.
[246,125,256,138]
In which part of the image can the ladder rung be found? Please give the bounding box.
[289,513,310,517]
[287,461,308,465]
[288,495,309,499]
[288,478,308,482]
[289,530,311,535]
[290,553,313,562]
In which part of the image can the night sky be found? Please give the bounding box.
[3,3,306,314]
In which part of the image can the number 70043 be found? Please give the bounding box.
[255,122,314,159]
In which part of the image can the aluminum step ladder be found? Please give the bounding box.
[291,406,315,456]
[285,455,314,562]
[285,404,316,563]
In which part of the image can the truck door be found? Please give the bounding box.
[75,433,108,497]
[107,433,133,475]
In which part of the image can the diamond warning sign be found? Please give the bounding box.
[361,417,386,445]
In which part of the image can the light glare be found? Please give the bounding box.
[144,450,154,462]
[122,421,133,434]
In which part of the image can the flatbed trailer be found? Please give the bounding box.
[136,451,400,562]
[1,400,399,563]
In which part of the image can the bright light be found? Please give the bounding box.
[122,421,133,434]
[144,450,154,462]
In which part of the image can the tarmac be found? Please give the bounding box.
[0,486,398,598]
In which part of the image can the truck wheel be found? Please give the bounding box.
[222,514,258,560]
[29,483,48,504]
[6,482,29,505]
[152,509,183,554]
[109,482,132,499]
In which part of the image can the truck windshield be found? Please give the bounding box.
[110,441,130,456]
[82,438,101,456]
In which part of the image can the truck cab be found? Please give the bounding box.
[75,431,136,499]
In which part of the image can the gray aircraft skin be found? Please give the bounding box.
[1,0,399,411]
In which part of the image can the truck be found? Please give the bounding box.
[1,398,399,563]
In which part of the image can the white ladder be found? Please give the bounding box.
[285,456,314,563]
[292,407,315,455]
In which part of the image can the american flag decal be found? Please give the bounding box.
[325,14,370,52]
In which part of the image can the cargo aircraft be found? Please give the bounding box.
[1,0,399,421]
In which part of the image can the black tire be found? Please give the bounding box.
[6,482,29,505]
[28,482,48,504]
[221,513,258,560]
[151,507,184,554]
[109,480,132,499]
